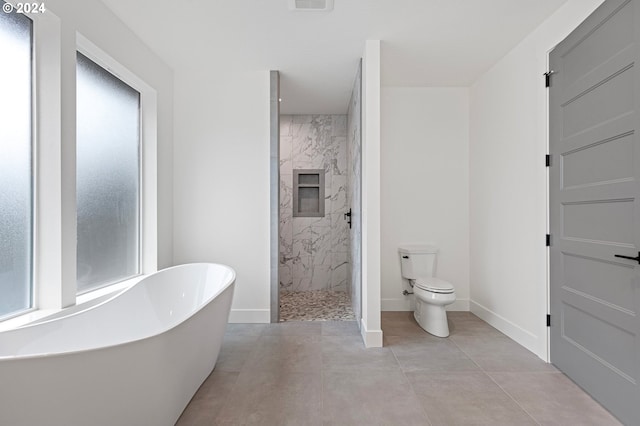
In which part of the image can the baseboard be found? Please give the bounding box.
[360,318,383,348]
[381,298,469,311]
[228,309,270,323]
[470,300,544,360]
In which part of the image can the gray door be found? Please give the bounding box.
[549,0,640,424]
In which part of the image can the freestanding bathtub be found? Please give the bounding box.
[0,263,235,426]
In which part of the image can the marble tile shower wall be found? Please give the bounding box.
[280,115,350,292]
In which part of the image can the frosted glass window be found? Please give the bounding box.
[76,53,140,293]
[0,6,33,318]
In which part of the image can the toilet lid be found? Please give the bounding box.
[415,277,455,293]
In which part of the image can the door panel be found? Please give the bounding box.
[562,65,634,137]
[563,253,635,310]
[563,200,633,243]
[563,5,633,83]
[549,0,640,424]
[562,133,634,187]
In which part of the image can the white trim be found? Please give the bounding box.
[76,34,152,97]
[381,297,470,311]
[30,7,67,310]
[139,89,158,275]
[361,40,382,339]
[75,276,141,305]
[360,318,383,348]
[228,309,271,323]
[545,48,552,364]
[0,309,57,332]
[470,300,547,361]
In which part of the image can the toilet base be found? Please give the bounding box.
[414,297,452,337]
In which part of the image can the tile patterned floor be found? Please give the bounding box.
[279,290,355,322]
[176,311,622,425]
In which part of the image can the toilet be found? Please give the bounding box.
[398,244,456,337]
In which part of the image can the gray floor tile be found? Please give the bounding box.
[407,371,538,426]
[446,311,478,322]
[322,335,400,371]
[321,320,360,336]
[489,371,622,425]
[214,333,260,372]
[242,334,323,373]
[179,316,616,426]
[263,321,322,335]
[175,371,239,425]
[322,370,430,425]
[224,323,268,336]
[215,370,322,425]
[381,311,428,337]
[447,313,505,337]
[386,335,480,372]
[452,335,557,372]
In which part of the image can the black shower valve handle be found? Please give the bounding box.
[344,208,352,229]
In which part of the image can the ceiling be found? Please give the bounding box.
[100,0,569,114]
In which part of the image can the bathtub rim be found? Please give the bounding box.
[0,262,236,361]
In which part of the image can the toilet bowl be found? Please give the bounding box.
[399,245,456,337]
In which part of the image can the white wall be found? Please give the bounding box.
[469,0,606,360]
[381,88,470,312]
[172,69,271,323]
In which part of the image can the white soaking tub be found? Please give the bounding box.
[0,263,236,426]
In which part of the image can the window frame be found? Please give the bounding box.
[74,33,158,296]
[0,15,158,328]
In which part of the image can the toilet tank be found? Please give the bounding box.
[398,245,438,279]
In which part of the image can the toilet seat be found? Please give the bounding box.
[414,277,455,294]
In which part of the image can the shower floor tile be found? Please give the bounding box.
[279,290,355,322]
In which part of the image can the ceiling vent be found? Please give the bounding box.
[289,0,334,12]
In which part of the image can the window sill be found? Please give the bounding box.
[0,276,143,332]
[76,276,142,305]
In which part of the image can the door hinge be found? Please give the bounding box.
[545,154,551,167]
[546,234,551,247]
[547,314,551,327]
[544,70,555,88]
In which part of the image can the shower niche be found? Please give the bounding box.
[293,169,325,217]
